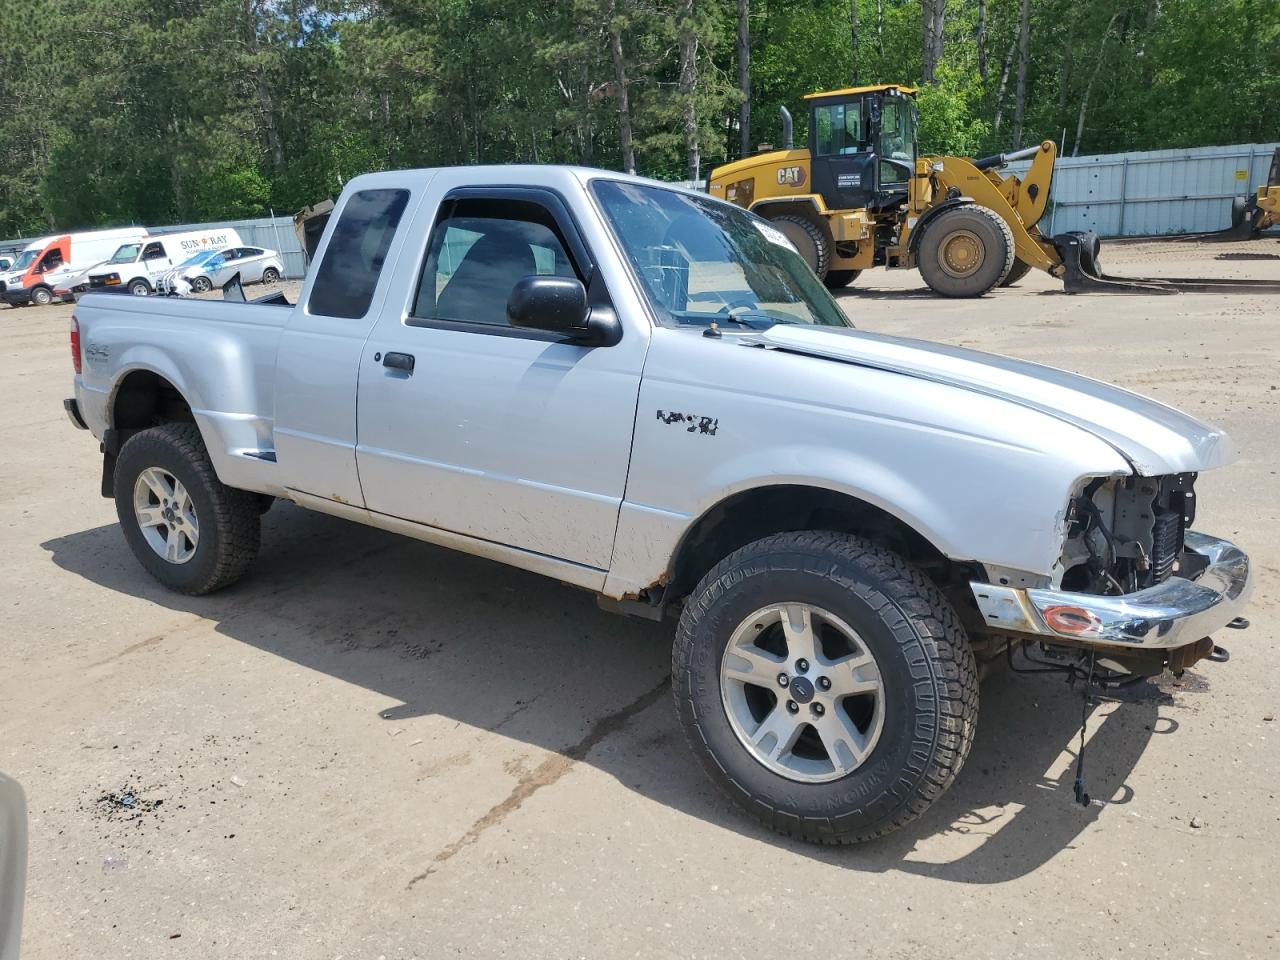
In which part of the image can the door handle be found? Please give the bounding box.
[382,352,415,373]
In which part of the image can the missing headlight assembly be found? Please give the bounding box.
[1058,473,1197,595]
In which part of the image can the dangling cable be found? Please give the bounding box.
[1074,651,1096,807]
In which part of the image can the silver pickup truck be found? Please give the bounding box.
[66,166,1251,844]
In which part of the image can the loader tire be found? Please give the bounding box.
[999,259,1032,287]
[770,215,831,280]
[823,269,861,289]
[918,205,1015,298]
[673,531,978,844]
[114,423,261,595]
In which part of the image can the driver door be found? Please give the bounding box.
[808,98,876,210]
[355,186,649,572]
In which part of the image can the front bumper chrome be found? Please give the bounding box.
[971,532,1251,651]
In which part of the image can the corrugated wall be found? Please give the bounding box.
[1,214,305,279]
[1007,142,1279,238]
[151,215,305,278]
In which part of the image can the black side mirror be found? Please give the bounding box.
[507,275,622,347]
[507,275,588,332]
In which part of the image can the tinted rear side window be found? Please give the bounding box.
[309,188,410,319]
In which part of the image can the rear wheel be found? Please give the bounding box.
[262,267,280,284]
[30,286,52,306]
[917,205,1014,298]
[114,423,261,595]
[999,259,1032,287]
[823,269,861,289]
[770,215,831,280]
[673,531,978,844]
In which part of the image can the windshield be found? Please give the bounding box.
[879,96,916,162]
[178,250,221,269]
[110,243,142,263]
[591,180,850,330]
[13,249,39,271]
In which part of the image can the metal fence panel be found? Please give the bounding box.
[1008,142,1279,238]
[6,144,1276,256]
[1,214,306,279]
[151,215,305,278]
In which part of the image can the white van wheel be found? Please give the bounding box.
[31,287,53,306]
[128,279,151,296]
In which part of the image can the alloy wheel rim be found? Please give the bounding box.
[133,467,199,564]
[719,602,885,783]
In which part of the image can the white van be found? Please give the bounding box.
[85,228,243,296]
[1,228,150,306]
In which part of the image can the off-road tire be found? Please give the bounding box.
[918,205,1015,298]
[770,214,831,280]
[672,531,978,844]
[114,423,260,595]
[823,269,861,289]
[999,259,1032,287]
[262,267,281,284]
[128,279,151,296]
[30,286,52,306]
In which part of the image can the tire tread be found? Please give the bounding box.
[115,423,260,595]
[672,530,978,844]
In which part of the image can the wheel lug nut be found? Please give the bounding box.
[786,700,799,714]
[776,673,789,688]
[796,658,809,673]
[811,703,825,716]
[818,677,831,691]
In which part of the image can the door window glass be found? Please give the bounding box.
[142,242,166,260]
[814,102,864,156]
[310,188,411,320]
[412,198,577,326]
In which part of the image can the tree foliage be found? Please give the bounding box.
[0,0,1276,235]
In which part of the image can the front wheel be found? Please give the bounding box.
[917,205,1014,298]
[190,276,212,293]
[261,267,280,284]
[999,259,1032,287]
[30,286,52,306]
[672,531,978,844]
[128,279,151,296]
[114,423,261,595]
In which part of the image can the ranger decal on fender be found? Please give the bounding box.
[657,410,719,436]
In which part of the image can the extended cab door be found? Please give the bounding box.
[354,182,648,573]
[273,184,418,505]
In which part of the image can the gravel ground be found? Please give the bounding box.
[1,236,1278,959]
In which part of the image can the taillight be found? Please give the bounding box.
[70,317,82,374]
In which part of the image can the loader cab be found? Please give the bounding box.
[805,85,917,213]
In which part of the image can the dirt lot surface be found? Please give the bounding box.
[2,238,1278,958]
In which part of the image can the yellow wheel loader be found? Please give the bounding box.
[709,85,1280,296]
[1229,146,1279,237]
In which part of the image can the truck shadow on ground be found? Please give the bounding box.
[43,504,1191,885]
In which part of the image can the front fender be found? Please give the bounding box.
[603,328,1132,599]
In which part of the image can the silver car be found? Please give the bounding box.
[180,246,284,293]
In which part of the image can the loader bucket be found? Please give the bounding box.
[1053,229,1280,295]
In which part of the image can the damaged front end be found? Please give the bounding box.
[971,473,1252,680]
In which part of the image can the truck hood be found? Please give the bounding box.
[745,325,1233,475]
